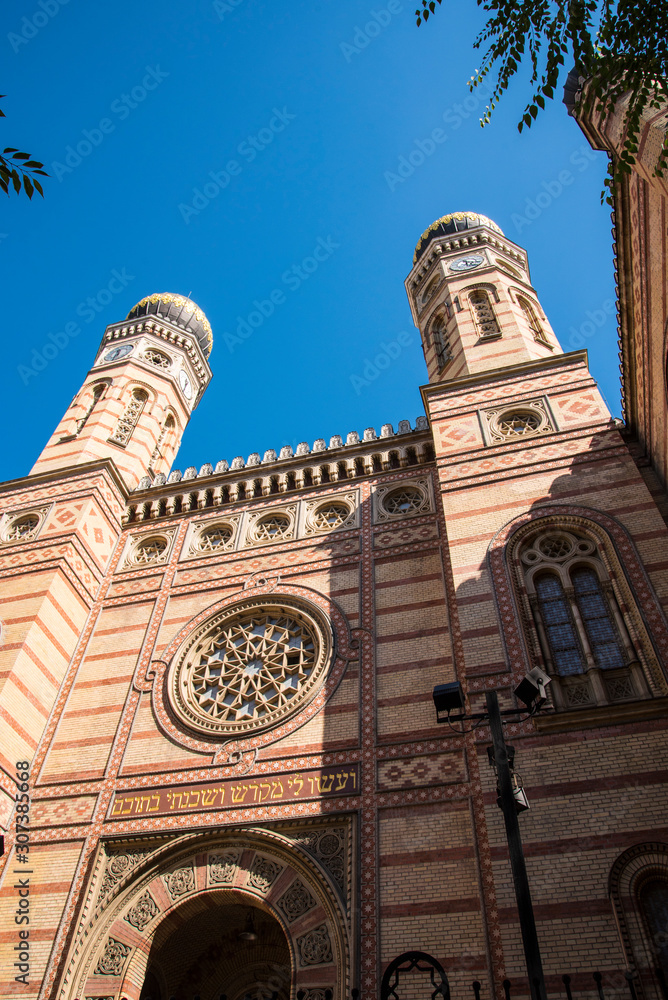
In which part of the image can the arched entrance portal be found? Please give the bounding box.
[60,826,352,1000]
[140,896,291,1000]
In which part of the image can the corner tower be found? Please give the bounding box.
[405,212,560,382]
[31,293,213,490]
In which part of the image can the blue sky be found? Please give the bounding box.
[2,0,617,482]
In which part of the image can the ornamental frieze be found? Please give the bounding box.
[108,764,359,820]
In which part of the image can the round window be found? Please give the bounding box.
[311,502,351,531]
[170,597,333,736]
[253,513,292,542]
[5,514,39,542]
[198,524,234,551]
[142,348,171,369]
[497,411,541,437]
[382,486,426,516]
[132,536,168,564]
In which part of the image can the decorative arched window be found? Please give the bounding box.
[518,295,548,343]
[469,289,500,339]
[150,414,175,472]
[520,528,650,710]
[431,316,451,369]
[638,878,668,984]
[610,845,668,997]
[76,382,107,434]
[110,388,149,446]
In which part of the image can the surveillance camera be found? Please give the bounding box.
[514,666,551,710]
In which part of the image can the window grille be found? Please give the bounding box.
[469,289,500,338]
[110,388,148,446]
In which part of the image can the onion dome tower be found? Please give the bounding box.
[405,212,561,383]
[31,293,213,491]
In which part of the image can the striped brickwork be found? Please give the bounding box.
[1,245,668,1000]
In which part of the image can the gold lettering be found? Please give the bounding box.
[258,782,272,802]
[167,792,183,810]
[110,797,124,816]
[335,771,348,792]
[307,776,318,795]
[231,785,248,804]
[136,795,151,814]
[121,797,133,815]
[288,773,304,795]
[149,794,160,812]
[271,779,284,799]
[247,782,260,802]
[318,774,335,793]
[188,791,200,808]
[201,788,218,807]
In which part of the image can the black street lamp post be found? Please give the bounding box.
[432,672,551,1000]
[486,689,547,1000]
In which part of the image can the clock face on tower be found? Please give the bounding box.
[103,344,133,363]
[449,255,484,273]
[179,369,193,400]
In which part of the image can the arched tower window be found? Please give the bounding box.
[520,528,650,710]
[518,295,548,343]
[76,382,107,434]
[110,388,149,446]
[150,414,175,472]
[469,289,500,339]
[431,316,451,370]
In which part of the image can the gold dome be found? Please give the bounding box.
[413,212,503,264]
[127,293,213,358]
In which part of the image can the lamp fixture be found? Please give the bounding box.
[238,909,258,942]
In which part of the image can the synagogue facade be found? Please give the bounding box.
[0,213,667,1000]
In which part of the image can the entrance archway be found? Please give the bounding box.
[140,896,291,1000]
[60,825,352,1000]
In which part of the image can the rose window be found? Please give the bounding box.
[253,513,292,542]
[170,598,332,736]
[382,486,426,516]
[312,503,351,531]
[497,411,541,437]
[132,536,168,564]
[198,524,233,551]
[142,348,171,369]
[539,535,572,559]
[5,514,39,541]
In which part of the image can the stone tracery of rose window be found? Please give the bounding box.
[498,411,541,437]
[4,514,40,542]
[312,503,350,531]
[383,486,425,515]
[171,600,332,736]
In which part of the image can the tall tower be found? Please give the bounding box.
[405,212,560,382]
[32,293,213,491]
[0,293,212,826]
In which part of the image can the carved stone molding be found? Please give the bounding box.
[248,855,282,893]
[123,890,159,931]
[162,865,195,900]
[209,850,239,884]
[292,827,346,893]
[278,877,317,922]
[297,924,333,966]
[99,850,151,902]
[94,937,131,976]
